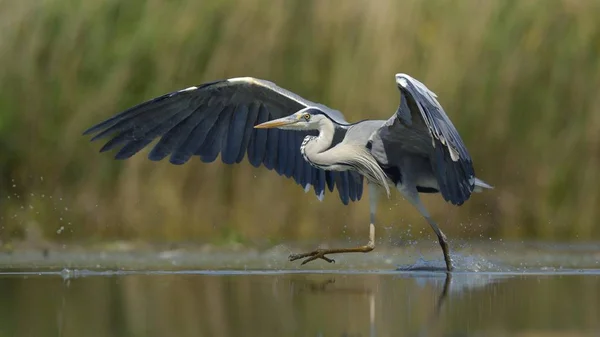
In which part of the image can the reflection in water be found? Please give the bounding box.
[0,271,598,337]
[291,273,489,337]
[290,277,377,337]
[57,278,71,337]
[416,274,451,337]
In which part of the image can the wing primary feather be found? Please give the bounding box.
[84,93,184,137]
[146,107,200,161]
[347,172,357,201]
[277,128,289,176]
[285,132,297,178]
[294,134,304,185]
[215,106,235,162]
[167,106,211,164]
[114,107,194,159]
[222,104,249,164]
[311,168,320,196]
[314,168,324,197]
[204,106,234,162]
[90,90,207,141]
[335,172,350,205]
[195,106,232,162]
[325,171,335,192]
[99,131,135,153]
[396,92,413,126]
[247,104,269,167]
[356,174,364,200]
[307,163,316,192]
[112,136,155,159]
[101,107,183,154]
[91,103,179,143]
[285,131,297,179]
[235,103,260,163]
[167,105,222,163]
[263,111,279,170]
[114,107,194,160]
[349,172,363,201]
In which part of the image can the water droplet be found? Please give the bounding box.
[57,226,64,234]
[60,268,73,280]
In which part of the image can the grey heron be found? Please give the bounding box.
[83,73,492,271]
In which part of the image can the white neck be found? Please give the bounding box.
[304,118,337,167]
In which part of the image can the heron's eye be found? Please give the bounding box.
[303,113,311,121]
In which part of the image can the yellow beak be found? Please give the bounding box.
[254,116,298,129]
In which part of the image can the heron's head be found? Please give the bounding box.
[254,108,328,130]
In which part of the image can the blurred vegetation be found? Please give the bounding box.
[1,0,599,245]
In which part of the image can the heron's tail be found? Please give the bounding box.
[473,178,493,193]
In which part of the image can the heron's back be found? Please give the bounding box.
[342,120,387,146]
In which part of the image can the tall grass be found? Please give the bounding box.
[1,0,599,244]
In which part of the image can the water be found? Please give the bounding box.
[1,241,599,336]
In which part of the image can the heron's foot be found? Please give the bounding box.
[289,224,376,266]
[289,249,336,265]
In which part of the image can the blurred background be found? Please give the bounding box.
[1,0,599,248]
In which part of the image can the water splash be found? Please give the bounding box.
[396,253,503,273]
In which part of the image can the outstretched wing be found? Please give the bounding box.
[83,77,363,204]
[393,73,475,205]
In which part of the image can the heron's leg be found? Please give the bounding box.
[398,186,454,272]
[288,224,375,264]
[288,184,379,265]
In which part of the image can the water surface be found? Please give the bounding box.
[1,241,599,336]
